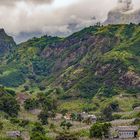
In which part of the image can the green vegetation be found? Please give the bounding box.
[0,24,140,139]
[0,70,25,87]
[0,94,20,117]
[24,99,39,111]
[90,122,111,139]
[60,121,73,131]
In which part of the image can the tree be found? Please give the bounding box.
[70,113,77,121]
[102,106,113,121]
[55,87,64,95]
[10,118,20,124]
[32,122,46,135]
[49,123,56,130]
[0,94,20,117]
[77,114,82,123]
[0,121,3,130]
[60,120,67,131]
[84,117,92,125]
[24,85,29,91]
[31,123,48,140]
[24,98,39,110]
[66,122,73,130]
[101,101,119,121]
[38,110,49,125]
[30,132,47,140]
[90,122,111,139]
[38,85,46,91]
[48,111,56,120]
[19,120,29,127]
[61,109,68,117]
[60,121,73,131]
[5,88,16,96]
[37,94,58,111]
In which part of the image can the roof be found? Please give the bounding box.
[134,106,140,110]
[7,131,21,137]
[88,115,96,119]
[116,126,139,131]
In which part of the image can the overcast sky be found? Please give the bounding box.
[0,0,140,42]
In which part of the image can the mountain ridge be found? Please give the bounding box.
[0,24,140,100]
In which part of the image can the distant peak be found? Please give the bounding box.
[0,28,5,33]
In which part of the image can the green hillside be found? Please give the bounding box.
[0,24,140,139]
[0,24,140,111]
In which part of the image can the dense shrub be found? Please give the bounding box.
[24,85,30,91]
[0,94,20,117]
[0,71,25,87]
[38,110,49,125]
[38,85,46,91]
[30,132,48,140]
[10,118,20,124]
[19,120,29,127]
[32,122,46,134]
[24,99,39,110]
[5,88,16,96]
[101,101,119,121]
[0,121,3,130]
[90,122,111,139]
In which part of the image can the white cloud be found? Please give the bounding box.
[0,0,139,42]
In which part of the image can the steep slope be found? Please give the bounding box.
[47,24,140,98]
[0,24,140,100]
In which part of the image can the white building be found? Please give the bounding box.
[80,112,97,123]
[115,126,138,139]
[7,131,21,138]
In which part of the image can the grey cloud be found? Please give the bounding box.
[0,0,18,6]
[0,0,54,6]
[28,0,54,4]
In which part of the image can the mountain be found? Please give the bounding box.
[0,24,140,100]
[0,28,16,56]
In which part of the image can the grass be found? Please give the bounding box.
[58,99,86,112]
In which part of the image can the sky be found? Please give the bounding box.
[0,0,140,42]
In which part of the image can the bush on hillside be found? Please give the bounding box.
[0,94,20,117]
